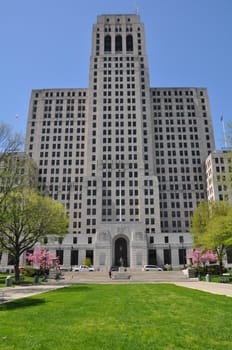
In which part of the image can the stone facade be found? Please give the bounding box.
[206,150,232,203]
[20,14,216,270]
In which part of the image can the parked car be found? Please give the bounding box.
[142,265,163,271]
[110,266,119,271]
[159,264,168,271]
[72,265,95,272]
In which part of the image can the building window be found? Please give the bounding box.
[148,249,157,265]
[115,35,122,52]
[71,249,78,266]
[56,250,64,265]
[163,249,171,265]
[164,236,169,244]
[104,35,111,52]
[126,34,133,51]
[86,250,94,265]
[178,248,186,266]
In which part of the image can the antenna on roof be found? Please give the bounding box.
[134,0,139,15]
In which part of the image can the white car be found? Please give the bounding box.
[142,265,163,271]
[72,265,95,272]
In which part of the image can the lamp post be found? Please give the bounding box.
[57,237,63,265]
[70,246,73,271]
[182,242,186,268]
[43,250,47,281]
[169,244,172,270]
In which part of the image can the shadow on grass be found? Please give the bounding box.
[0,297,45,311]
[54,285,92,294]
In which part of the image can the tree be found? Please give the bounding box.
[0,189,68,282]
[188,249,217,265]
[0,153,38,204]
[0,123,37,203]
[204,213,232,272]
[0,123,23,161]
[190,201,212,247]
[27,247,59,271]
[190,200,232,273]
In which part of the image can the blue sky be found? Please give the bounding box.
[0,0,231,149]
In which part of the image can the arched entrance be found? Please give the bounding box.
[114,237,128,267]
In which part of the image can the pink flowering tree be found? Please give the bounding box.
[27,247,59,272]
[188,249,217,266]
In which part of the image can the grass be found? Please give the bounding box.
[0,284,232,350]
[0,273,34,286]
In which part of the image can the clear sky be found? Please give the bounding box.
[0,0,231,149]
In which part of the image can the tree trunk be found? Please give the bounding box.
[219,260,223,276]
[14,255,20,283]
[217,247,224,275]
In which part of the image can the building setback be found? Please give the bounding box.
[206,150,232,203]
[25,14,215,269]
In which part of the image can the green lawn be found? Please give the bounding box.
[0,273,34,286]
[0,284,231,350]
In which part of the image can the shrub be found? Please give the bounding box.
[84,257,92,267]
[193,264,227,276]
[22,267,46,277]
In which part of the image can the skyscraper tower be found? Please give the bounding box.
[25,14,215,269]
[81,14,160,267]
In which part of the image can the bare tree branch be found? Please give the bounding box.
[0,123,23,161]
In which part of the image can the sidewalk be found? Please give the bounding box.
[0,284,68,303]
[175,281,232,298]
[1,272,232,304]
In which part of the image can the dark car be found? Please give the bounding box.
[110,266,119,271]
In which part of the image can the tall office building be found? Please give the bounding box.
[206,150,232,203]
[25,14,215,269]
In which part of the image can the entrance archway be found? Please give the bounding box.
[114,237,128,267]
